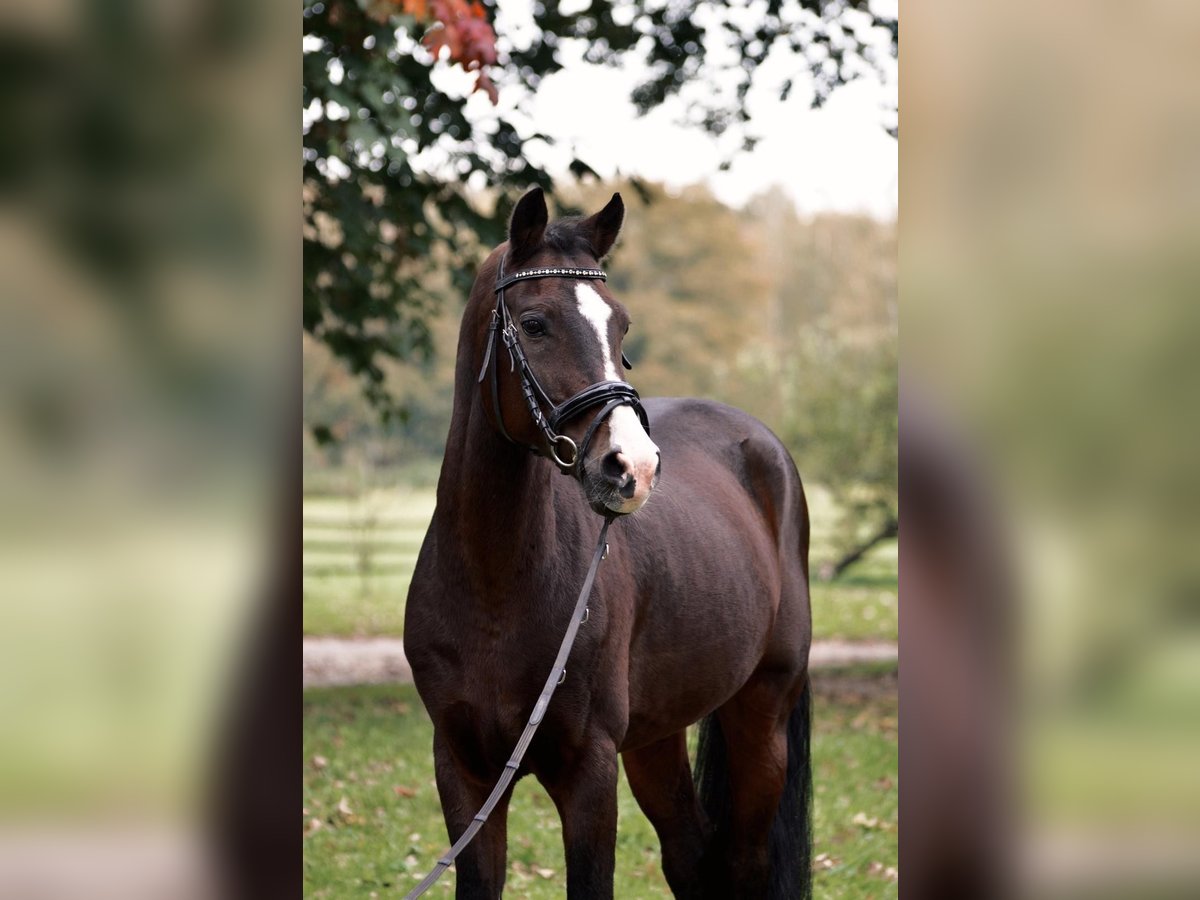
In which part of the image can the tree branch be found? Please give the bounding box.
[819,514,898,582]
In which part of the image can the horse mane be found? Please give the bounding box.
[541,216,602,259]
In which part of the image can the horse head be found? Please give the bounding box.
[475,187,660,516]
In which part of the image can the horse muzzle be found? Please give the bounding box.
[583,423,661,515]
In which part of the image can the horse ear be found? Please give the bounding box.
[508,187,548,263]
[583,192,624,260]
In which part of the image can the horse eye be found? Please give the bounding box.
[521,318,545,337]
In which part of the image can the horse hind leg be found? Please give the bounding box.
[696,672,812,900]
[622,732,712,899]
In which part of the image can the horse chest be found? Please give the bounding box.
[419,613,563,713]
[435,653,595,782]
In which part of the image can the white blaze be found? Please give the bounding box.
[574,282,621,381]
[574,284,659,509]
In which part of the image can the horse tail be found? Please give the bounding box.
[768,679,813,900]
[693,679,813,900]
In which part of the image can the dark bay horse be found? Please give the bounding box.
[404,188,812,899]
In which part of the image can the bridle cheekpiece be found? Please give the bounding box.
[476,256,650,476]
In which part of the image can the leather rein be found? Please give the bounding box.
[476,257,649,474]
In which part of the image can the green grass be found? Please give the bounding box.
[303,678,897,898]
[303,487,897,642]
[303,488,434,637]
[809,540,898,642]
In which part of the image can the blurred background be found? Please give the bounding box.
[904,1,1200,897]
[0,0,296,897]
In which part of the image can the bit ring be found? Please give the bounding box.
[550,434,578,469]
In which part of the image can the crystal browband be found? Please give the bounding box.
[494,267,607,293]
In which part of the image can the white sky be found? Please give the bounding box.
[442,0,898,219]
[517,66,897,218]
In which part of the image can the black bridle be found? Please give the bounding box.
[476,257,649,475]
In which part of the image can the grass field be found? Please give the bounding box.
[303,671,898,899]
[302,485,897,642]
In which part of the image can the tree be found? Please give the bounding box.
[736,199,897,577]
[302,0,897,428]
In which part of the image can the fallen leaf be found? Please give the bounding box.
[852,812,882,829]
[335,796,361,825]
[312,754,328,770]
[534,867,555,879]
[304,817,323,837]
[868,861,899,882]
[394,785,417,798]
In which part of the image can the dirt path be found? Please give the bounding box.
[303,637,896,689]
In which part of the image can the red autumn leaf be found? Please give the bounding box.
[397,0,501,104]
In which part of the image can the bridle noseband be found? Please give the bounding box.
[476,257,650,475]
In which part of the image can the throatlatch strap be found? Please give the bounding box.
[403,515,615,900]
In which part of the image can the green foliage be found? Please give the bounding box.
[773,333,898,571]
[303,679,897,898]
[302,0,896,426]
[304,0,514,421]
[734,199,898,568]
[575,182,773,400]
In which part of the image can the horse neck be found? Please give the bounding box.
[436,398,562,590]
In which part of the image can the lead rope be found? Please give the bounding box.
[403,514,615,900]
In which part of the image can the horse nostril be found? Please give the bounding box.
[655,453,662,479]
[600,450,638,499]
[600,450,626,485]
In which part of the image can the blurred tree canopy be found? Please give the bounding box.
[302,0,897,424]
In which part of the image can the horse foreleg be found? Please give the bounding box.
[622,732,711,899]
[540,737,619,900]
[432,731,512,900]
